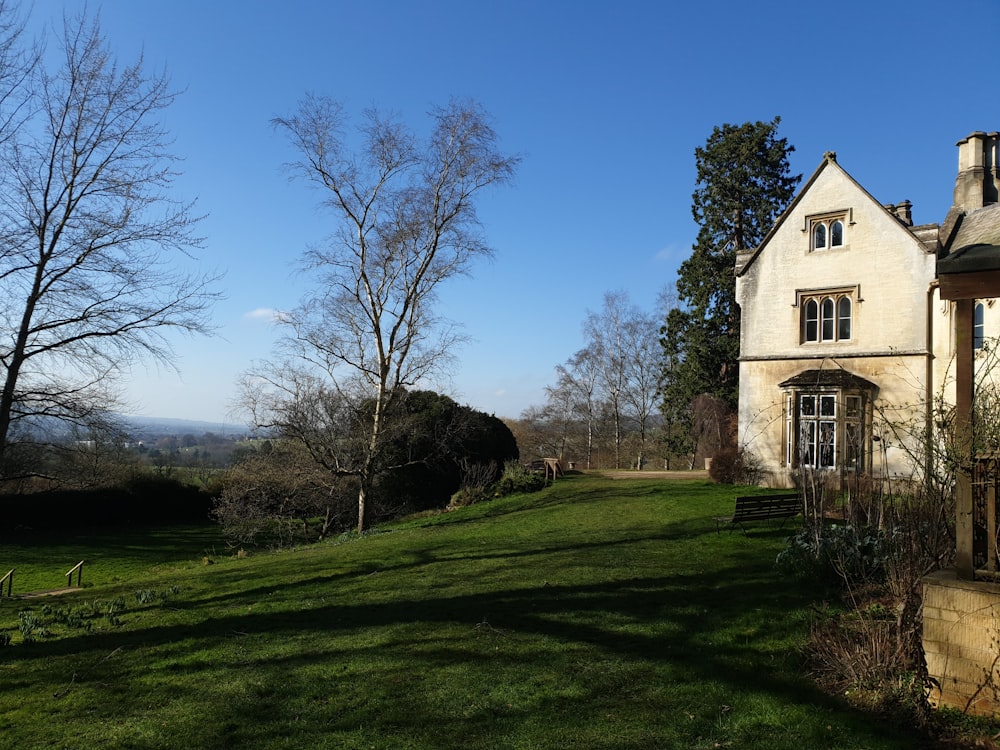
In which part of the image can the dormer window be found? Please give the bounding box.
[808,212,849,251]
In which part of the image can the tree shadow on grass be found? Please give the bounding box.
[2,539,928,749]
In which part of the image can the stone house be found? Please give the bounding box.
[737,130,1000,714]
[735,132,1000,489]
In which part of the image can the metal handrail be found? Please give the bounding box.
[65,560,84,588]
[0,568,13,597]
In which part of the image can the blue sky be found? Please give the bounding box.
[29,0,1000,424]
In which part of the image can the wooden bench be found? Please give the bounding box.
[715,493,801,534]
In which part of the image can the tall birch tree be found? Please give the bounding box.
[259,98,518,532]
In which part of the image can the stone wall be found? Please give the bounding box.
[922,569,1000,715]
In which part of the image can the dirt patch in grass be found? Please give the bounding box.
[595,469,710,481]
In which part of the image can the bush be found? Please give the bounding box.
[447,486,491,509]
[213,444,357,547]
[493,462,546,497]
[708,446,763,485]
[375,391,518,512]
[776,523,886,588]
[807,605,913,704]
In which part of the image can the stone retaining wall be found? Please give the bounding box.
[922,569,1000,715]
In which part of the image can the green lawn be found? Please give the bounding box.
[0,476,937,749]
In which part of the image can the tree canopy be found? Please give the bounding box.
[661,118,799,422]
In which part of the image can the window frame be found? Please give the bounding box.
[785,389,870,473]
[805,210,851,253]
[799,287,857,344]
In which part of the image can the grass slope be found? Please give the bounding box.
[0,476,932,749]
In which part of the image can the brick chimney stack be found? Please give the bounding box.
[954,131,1000,210]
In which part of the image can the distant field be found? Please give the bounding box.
[0,476,935,749]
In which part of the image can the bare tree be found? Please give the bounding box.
[261,98,518,532]
[0,9,218,475]
[620,306,661,470]
[550,348,600,468]
[582,291,660,469]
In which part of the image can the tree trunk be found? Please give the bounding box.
[0,279,42,469]
[357,385,386,534]
[586,418,594,470]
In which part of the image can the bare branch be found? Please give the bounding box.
[0,7,219,473]
[253,98,518,531]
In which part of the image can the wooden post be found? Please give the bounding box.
[955,299,975,579]
[65,560,85,588]
[0,568,13,597]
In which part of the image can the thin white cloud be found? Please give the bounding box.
[244,307,290,323]
[654,243,682,263]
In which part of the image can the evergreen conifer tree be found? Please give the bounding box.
[661,118,799,439]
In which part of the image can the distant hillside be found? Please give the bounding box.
[120,415,250,441]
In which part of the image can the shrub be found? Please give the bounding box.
[776,523,886,588]
[448,486,491,509]
[214,444,356,547]
[708,446,764,485]
[375,391,518,512]
[0,476,212,529]
[807,605,913,704]
[493,461,546,497]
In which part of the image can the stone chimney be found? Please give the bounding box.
[954,131,1000,210]
[885,201,913,226]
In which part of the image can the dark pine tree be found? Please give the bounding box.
[662,118,800,435]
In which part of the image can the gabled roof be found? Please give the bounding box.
[736,152,928,277]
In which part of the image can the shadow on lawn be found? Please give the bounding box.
[5,534,917,743]
[1,484,931,748]
[5,569,926,748]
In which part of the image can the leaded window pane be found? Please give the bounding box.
[813,222,827,249]
[819,421,836,468]
[831,220,844,246]
[800,395,816,417]
[821,297,835,341]
[845,422,861,469]
[820,395,836,417]
[800,421,816,467]
[786,395,793,466]
[804,299,818,341]
[838,296,852,340]
[846,395,861,419]
[975,302,985,350]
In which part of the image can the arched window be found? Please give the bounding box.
[809,214,848,252]
[821,297,835,341]
[830,220,844,247]
[837,296,852,340]
[813,223,827,250]
[801,291,855,344]
[975,302,985,350]
[804,299,818,342]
